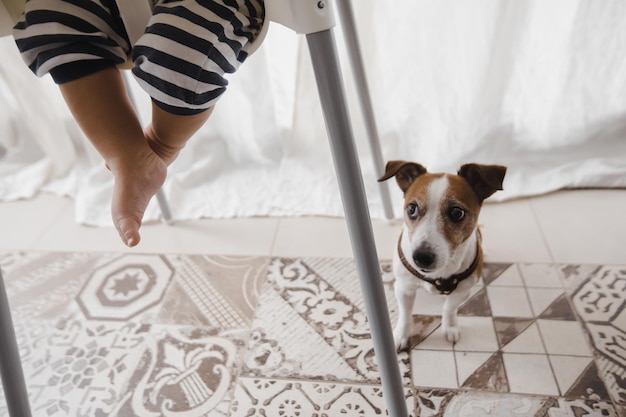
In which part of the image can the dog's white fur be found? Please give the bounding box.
[379,161,506,351]
[392,177,478,349]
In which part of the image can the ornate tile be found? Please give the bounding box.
[542,398,619,417]
[229,377,415,417]
[0,252,257,417]
[8,318,145,416]
[560,264,604,292]
[112,325,244,417]
[77,254,175,321]
[155,255,269,329]
[423,390,546,416]
[0,251,106,321]
[2,316,246,416]
[568,265,626,407]
[416,390,618,417]
[2,252,625,416]
[242,257,410,384]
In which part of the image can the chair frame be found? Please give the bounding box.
[0,1,407,416]
[0,269,31,417]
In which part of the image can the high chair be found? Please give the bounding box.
[0,1,407,416]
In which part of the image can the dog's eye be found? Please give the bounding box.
[406,202,419,220]
[449,206,465,222]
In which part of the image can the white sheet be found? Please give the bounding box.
[1,0,626,227]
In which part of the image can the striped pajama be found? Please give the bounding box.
[13,0,264,115]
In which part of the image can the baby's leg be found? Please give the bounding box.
[132,0,264,162]
[59,67,166,247]
[145,104,213,166]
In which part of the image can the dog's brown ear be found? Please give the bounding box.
[378,160,427,193]
[458,163,507,201]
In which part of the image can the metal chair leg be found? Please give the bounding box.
[0,269,32,417]
[307,29,409,417]
[335,0,394,220]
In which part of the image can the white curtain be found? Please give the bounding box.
[1,0,625,226]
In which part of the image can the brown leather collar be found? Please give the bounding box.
[397,232,481,295]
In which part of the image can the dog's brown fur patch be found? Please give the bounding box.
[402,173,444,236]
[402,174,482,253]
[440,175,482,250]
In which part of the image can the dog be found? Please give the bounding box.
[378,161,506,351]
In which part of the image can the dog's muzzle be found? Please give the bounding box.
[397,232,480,295]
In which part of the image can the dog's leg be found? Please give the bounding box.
[441,288,472,343]
[393,282,417,351]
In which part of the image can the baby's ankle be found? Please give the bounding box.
[144,125,183,165]
[106,145,163,175]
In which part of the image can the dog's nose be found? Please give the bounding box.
[413,249,436,269]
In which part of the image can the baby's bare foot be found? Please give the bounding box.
[108,149,167,247]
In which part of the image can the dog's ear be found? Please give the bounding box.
[458,163,507,201]
[378,160,428,193]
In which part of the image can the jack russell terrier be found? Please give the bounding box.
[378,161,507,351]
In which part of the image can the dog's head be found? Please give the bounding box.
[379,161,506,276]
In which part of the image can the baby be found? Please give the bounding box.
[12,0,264,246]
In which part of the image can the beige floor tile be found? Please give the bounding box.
[526,288,564,317]
[271,217,353,258]
[518,263,564,288]
[530,189,626,264]
[479,198,552,263]
[0,193,68,250]
[453,316,499,352]
[34,205,279,256]
[411,350,458,389]
[487,286,534,318]
[549,355,594,396]
[502,353,559,396]
[455,351,495,388]
[537,319,593,357]
[501,322,545,354]
[488,264,525,287]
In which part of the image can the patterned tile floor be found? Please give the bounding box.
[0,250,625,416]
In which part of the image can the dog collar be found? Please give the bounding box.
[397,232,481,295]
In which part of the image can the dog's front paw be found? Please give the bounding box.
[393,325,410,352]
[443,324,460,343]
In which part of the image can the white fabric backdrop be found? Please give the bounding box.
[1,0,626,227]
